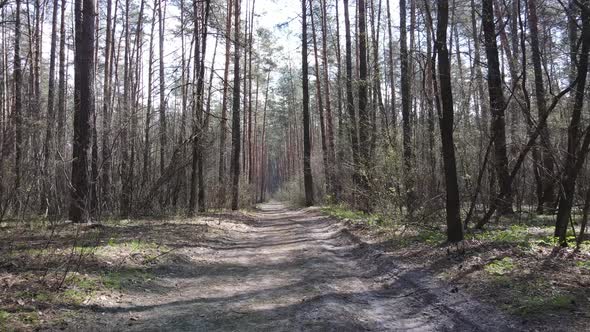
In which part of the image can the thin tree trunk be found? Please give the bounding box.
[100,0,115,213]
[42,0,60,216]
[143,0,157,185]
[482,0,513,215]
[344,0,360,199]
[310,0,329,197]
[528,0,555,213]
[247,0,256,185]
[400,0,415,213]
[13,0,22,213]
[158,0,167,180]
[230,0,242,210]
[357,0,370,212]
[577,186,590,249]
[259,70,271,202]
[320,0,336,199]
[120,0,132,217]
[334,0,344,201]
[189,0,211,215]
[302,0,314,206]
[219,0,233,207]
[555,0,590,244]
[56,0,67,212]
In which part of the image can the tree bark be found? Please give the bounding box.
[555,0,590,245]
[120,0,132,217]
[320,0,336,199]
[158,0,167,181]
[69,0,96,223]
[310,0,330,197]
[42,0,60,217]
[13,0,22,213]
[302,0,314,206]
[482,0,513,215]
[357,0,371,212]
[528,0,555,213]
[230,0,242,210]
[219,0,233,206]
[400,0,415,213]
[143,0,157,185]
[435,0,463,243]
[344,0,360,198]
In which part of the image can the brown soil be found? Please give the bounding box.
[36,202,520,331]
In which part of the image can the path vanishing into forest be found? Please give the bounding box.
[76,202,518,331]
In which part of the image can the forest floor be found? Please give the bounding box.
[322,205,590,332]
[0,201,527,331]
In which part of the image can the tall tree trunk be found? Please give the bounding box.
[302,0,314,206]
[357,0,370,212]
[69,0,95,223]
[423,0,437,196]
[247,0,256,185]
[334,0,344,201]
[56,0,67,212]
[242,0,249,176]
[13,0,22,213]
[120,0,132,217]
[320,0,336,199]
[100,0,114,213]
[189,0,211,215]
[386,0,396,135]
[259,70,271,202]
[219,0,233,206]
[528,0,555,213]
[470,0,490,206]
[172,0,188,208]
[435,0,463,242]
[555,0,590,245]
[310,0,329,197]
[143,0,157,185]
[230,0,242,210]
[158,0,167,181]
[42,0,59,217]
[482,0,513,215]
[344,0,360,199]
[400,0,415,213]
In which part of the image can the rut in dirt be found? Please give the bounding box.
[81,202,517,332]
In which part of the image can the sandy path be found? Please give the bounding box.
[79,202,518,331]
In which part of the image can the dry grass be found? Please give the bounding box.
[0,216,217,331]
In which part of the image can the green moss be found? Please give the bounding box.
[18,311,40,325]
[415,230,446,245]
[474,225,531,246]
[66,274,98,292]
[33,291,51,302]
[488,276,578,318]
[101,270,152,290]
[321,205,385,226]
[60,273,100,304]
[485,257,515,276]
[578,240,590,252]
[107,236,118,247]
[61,289,88,305]
[103,239,162,252]
[512,294,577,316]
[0,310,11,325]
[577,260,590,270]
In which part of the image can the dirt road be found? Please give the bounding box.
[78,202,518,331]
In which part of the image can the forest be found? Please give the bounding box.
[0,0,589,330]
